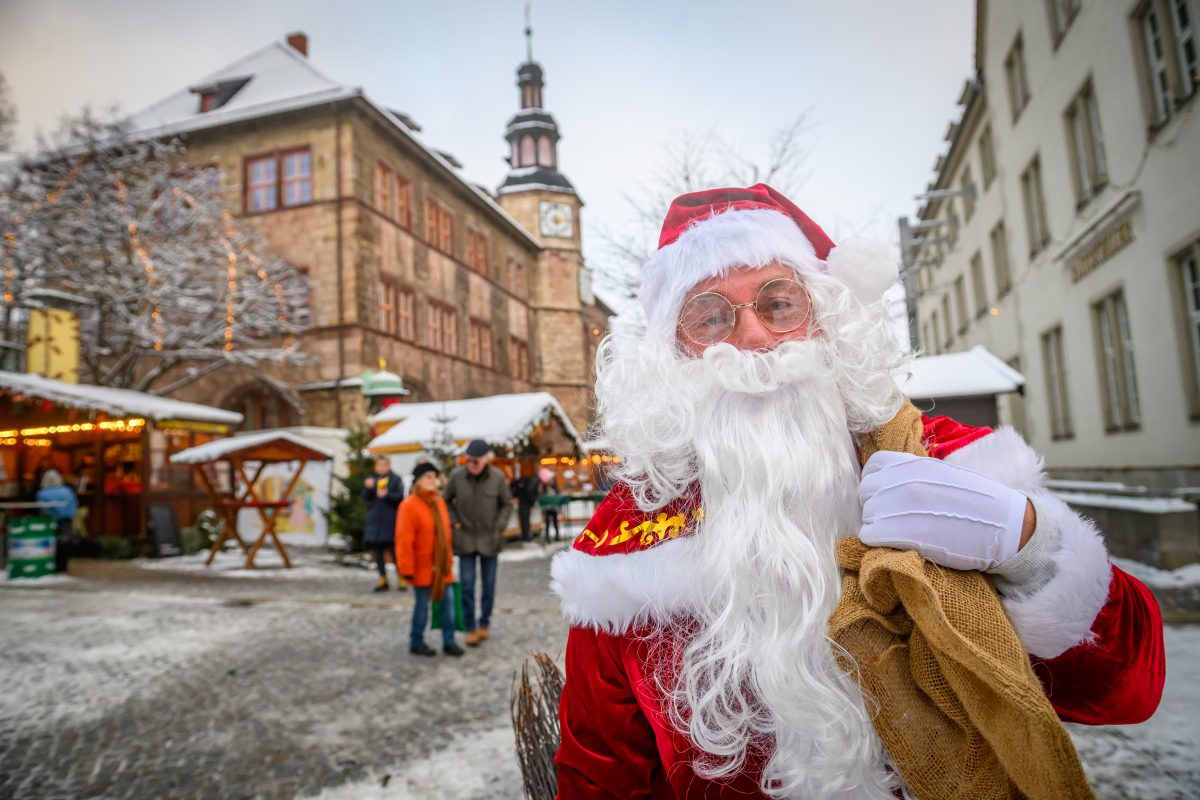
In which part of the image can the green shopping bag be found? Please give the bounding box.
[430,581,466,632]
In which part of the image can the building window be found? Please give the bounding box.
[929,308,941,354]
[1021,156,1051,256]
[378,279,398,335]
[377,280,414,341]
[990,221,1012,298]
[425,299,442,350]
[971,251,988,317]
[520,135,535,165]
[921,321,932,354]
[397,286,415,341]
[286,268,311,328]
[1093,289,1141,431]
[954,275,969,334]
[1047,0,1081,46]
[1137,1,1198,127]
[1175,241,1200,415]
[1005,34,1032,121]
[281,149,312,207]
[465,227,489,275]
[509,337,530,381]
[507,255,526,294]
[1065,81,1109,205]
[376,163,411,228]
[1041,326,1074,439]
[940,294,953,348]
[199,92,217,113]
[537,136,555,167]
[960,165,976,221]
[246,155,278,213]
[979,125,997,189]
[442,305,457,355]
[468,319,494,367]
[424,198,454,253]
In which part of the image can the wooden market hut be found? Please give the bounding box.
[366,392,584,486]
[0,370,243,540]
[900,345,1026,427]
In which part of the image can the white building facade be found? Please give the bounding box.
[912,0,1200,488]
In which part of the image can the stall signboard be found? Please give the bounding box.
[237,460,331,546]
[26,309,80,384]
[7,516,55,579]
[156,419,231,435]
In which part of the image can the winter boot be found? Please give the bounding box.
[373,576,389,592]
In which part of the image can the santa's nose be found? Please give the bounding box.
[728,306,779,351]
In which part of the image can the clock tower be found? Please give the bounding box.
[497,22,597,429]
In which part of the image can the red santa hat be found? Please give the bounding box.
[640,183,897,330]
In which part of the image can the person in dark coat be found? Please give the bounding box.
[362,456,404,591]
[512,473,540,542]
[443,439,512,646]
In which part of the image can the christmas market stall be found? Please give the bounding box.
[365,392,601,534]
[0,370,242,545]
[900,345,1025,427]
[169,431,334,568]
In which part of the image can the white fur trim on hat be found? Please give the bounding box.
[826,237,900,304]
[639,208,823,335]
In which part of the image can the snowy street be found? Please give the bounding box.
[1,546,1197,799]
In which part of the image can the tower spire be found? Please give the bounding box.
[524,2,533,62]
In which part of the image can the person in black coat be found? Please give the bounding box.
[362,456,405,591]
[512,473,540,542]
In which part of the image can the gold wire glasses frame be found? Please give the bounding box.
[677,278,813,347]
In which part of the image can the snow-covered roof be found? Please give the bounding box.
[127,40,541,250]
[366,392,582,454]
[899,345,1024,399]
[170,430,333,464]
[0,370,243,424]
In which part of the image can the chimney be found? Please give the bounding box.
[286,32,308,57]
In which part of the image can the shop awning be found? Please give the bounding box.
[170,430,333,465]
[899,346,1025,400]
[0,370,243,425]
[366,392,582,455]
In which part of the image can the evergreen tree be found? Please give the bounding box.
[327,427,373,552]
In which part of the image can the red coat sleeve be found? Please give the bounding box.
[555,626,665,799]
[1031,566,1166,725]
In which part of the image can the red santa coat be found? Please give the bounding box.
[551,416,1166,799]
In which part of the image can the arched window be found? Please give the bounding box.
[537,137,554,167]
[520,135,535,165]
[510,139,519,167]
[223,382,297,431]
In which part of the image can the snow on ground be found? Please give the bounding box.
[1069,624,1200,798]
[133,547,370,579]
[0,571,76,585]
[1112,557,1200,589]
[303,726,521,800]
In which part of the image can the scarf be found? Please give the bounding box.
[418,488,452,599]
[827,401,1094,799]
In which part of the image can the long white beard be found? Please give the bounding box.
[594,281,906,799]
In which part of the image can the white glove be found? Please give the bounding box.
[857,451,1028,572]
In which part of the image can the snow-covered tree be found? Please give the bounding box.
[0,111,311,392]
[420,409,461,475]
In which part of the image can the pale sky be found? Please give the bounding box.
[0,0,974,293]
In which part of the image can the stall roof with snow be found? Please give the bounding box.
[898,346,1025,400]
[366,392,582,455]
[0,370,243,425]
[170,430,333,465]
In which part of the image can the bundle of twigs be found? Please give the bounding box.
[511,651,565,800]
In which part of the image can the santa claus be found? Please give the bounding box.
[550,185,1164,799]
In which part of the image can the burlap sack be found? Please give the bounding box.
[827,402,1094,799]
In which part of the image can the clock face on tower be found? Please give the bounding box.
[539,201,574,239]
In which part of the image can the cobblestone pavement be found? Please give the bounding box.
[1,546,1197,799]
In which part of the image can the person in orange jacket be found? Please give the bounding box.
[395,463,464,657]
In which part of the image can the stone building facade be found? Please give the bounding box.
[127,32,609,432]
[909,0,1200,489]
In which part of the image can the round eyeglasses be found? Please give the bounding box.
[677,278,813,347]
